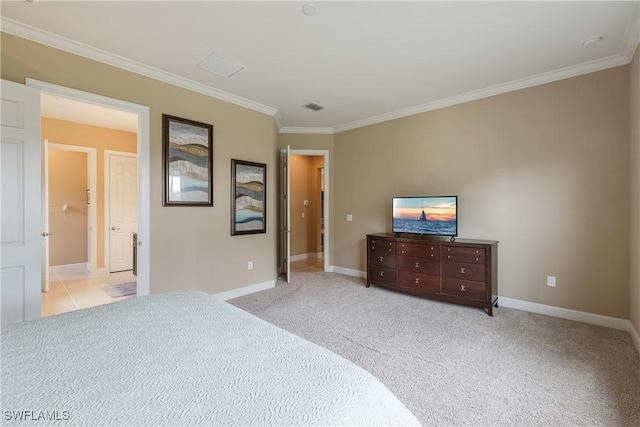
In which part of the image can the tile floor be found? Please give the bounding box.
[42,266,136,318]
[290,257,324,272]
[42,259,320,318]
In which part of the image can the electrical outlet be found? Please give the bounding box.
[302,212,305,218]
[547,275,556,287]
[248,261,253,270]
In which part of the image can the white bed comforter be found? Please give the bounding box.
[2,290,420,426]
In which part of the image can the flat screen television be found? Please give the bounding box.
[392,196,457,237]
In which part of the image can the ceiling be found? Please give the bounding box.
[2,1,639,134]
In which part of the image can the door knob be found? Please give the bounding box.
[111,227,120,231]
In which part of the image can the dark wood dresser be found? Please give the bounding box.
[366,233,498,316]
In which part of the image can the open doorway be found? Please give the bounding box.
[38,93,140,317]
[280,149,330,280]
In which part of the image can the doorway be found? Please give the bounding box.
[45,143,97,292]
[280,149,330,281]
[25,79,150,319]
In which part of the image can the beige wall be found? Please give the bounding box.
[48,149,88,266]
[43,118,137,269]
[289,155,324,257]
[630,44,640,334]
[2,33,277,295]
[334,66,630,319]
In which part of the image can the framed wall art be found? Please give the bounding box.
[231,159,267,235]
[163,114,213,206]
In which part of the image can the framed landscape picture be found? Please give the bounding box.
[163,114,213,206]
[231,159,267,235]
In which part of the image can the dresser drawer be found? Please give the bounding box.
[368,265,396,284]
[398,242,440,260]
[443,246,485,263]
[369,239,396,254]
[398,270,439,293]
[442,261,485,281]
[398,256,439,276]
[370,253,397,268]
[442,277,486,300]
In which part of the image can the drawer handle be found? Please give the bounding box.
[379,271,384,277]
[447,255,451,259]
[475,257,479,261]
[430,254,434,257]
[460,267,466,274]
[447,248,451,252]
[475,250,479,254]
[389,249,392,253]
[380,256,384,262]
[415,278,420,284]
[460,285,466,291]
[402,250,405,254]
[430,246,433,250]
[414,262,420,268]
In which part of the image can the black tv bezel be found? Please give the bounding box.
[392,195,458,238]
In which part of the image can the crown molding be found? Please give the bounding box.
[621,17,640,62]
[1,17,279,118]
[279,126,334,135]
[333,52,630,134]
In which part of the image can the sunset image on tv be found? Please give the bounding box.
[392,196,457,236]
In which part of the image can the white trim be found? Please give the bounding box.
[630,322,640,354]
[280,127,334,135]
[499,297,629,331]
[621,18,640,63]
[104,150,137,275]
[212,280,276,301]
[3,18,278,118]
[332,266,366,278]
[49,262,90,277]
[47,143,98,277]
[333,54,629,133]
[5,17,637,136]
[26,78,151,297]
[290,252,321,262]
[289,150,330,273]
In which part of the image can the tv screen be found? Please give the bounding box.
[392,196,457,237]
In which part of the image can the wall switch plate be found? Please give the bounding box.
[301,212,305,218]
[347,214,353,222]
[248,261,253,270]
[547,275,556,287]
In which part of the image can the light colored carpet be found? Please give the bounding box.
[229,271,640,426]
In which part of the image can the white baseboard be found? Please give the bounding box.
[290,253,322,262]
[332,266,366,278]
[49,263,90,277]
[630,322,640,354]
[212,280,276,301]
[498,297,629,331]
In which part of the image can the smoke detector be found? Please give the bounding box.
[582,36,603,49]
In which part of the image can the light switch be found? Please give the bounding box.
[302,212,305,218]
[347,214,353,222]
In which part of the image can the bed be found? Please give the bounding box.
[2,290,420,426]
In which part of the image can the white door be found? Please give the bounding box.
[109,153,137,272]
[1,79,42,325]
[42,139,49,292]
[280,146,291,283]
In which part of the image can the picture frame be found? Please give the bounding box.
[163,114,213,206]
[231,159,267,235]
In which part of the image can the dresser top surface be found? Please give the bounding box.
[367,233,498,246]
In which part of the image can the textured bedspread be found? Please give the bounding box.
[1,290,419,426]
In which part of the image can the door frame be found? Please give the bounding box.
[104,150,137,273]
[281,149,330,273]
[47,143,98,281]
[26,78,151,297]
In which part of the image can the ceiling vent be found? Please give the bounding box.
[304,102,325,112]
[198,52,245,79]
